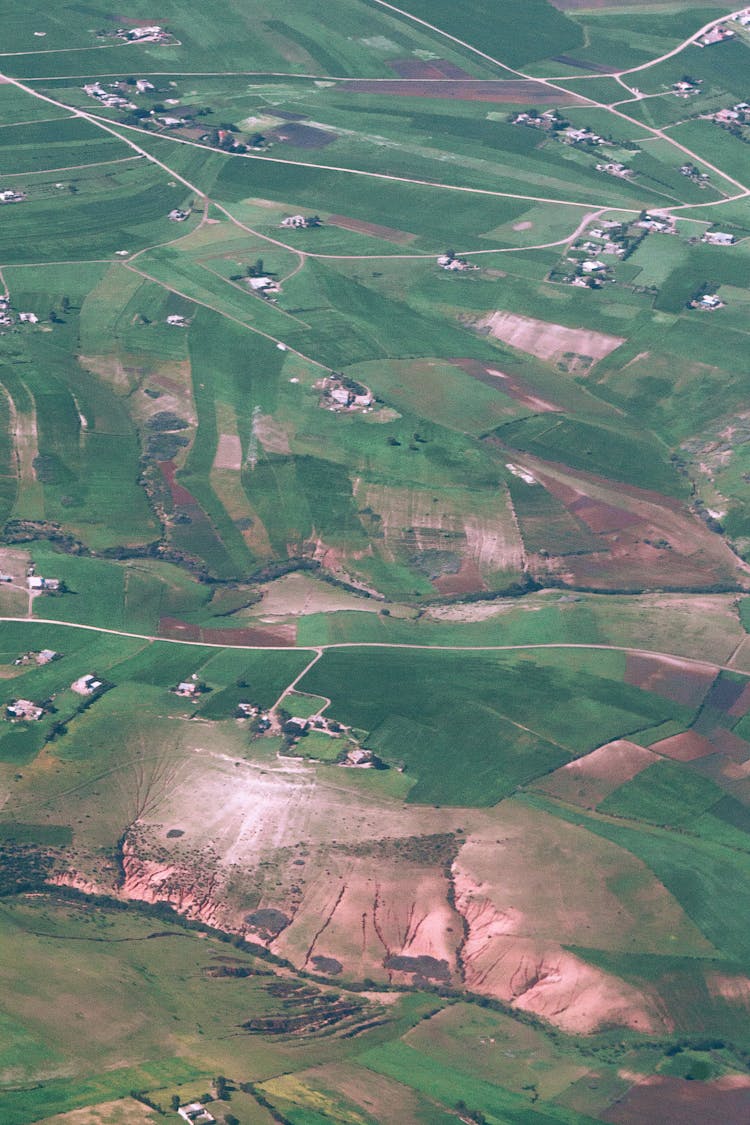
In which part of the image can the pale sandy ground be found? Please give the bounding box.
[35,1098,155,1125]
[475,310,624,366]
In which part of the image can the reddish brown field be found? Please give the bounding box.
[651,731,716,762]
[603,1074,750,1125]
[340,79,585,103]
[706,728,750,761]
[158,617,296,646]
[432,558,486,596]
[729,681,750,717]
[704,675,748,713]
[387,58,471,78]
[158,460,194,507]
[268,123,334,148]
[568,496,641,534]
[326,214,416,244]
[535,740,657,808]
[451,358,562,412]
[624,654,716,708]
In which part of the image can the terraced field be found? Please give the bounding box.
[4,0,750,1122]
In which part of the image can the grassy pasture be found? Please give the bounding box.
[492,414,685,496]
[298,647,689,804]
[599,760,725,826]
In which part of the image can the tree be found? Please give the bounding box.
[214,1075,229,1101]
[171,1095,181,1111]
[247,258,264,278]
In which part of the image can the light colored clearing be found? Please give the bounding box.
[453,802,714,1024]
[706,973,750,1005]
[253,572,379,617]
[272,852,462,982]
[362,483,523,574]
[209,468,274,558]
[535,740,658,806]
[513,221,533,231]
[456,871,660,1034]
[213,433,242,471]
[254,412,291,454]
[35,1098,156,1125]
[475,310,625,367]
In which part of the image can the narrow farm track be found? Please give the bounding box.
[0,615,733,674]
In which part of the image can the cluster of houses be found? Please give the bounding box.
[702,230,736,245]
[0,189,25,204]
[595,161,632,178]
[511,110,559,131]
[709,101,750,128]
[166,314,189,327]
[690,292,725,310]
[14,649,58,667]
[172,677,207,699]
[679,162,711,185]
[113,25,171,43]
[0,296,40,329]
[672,78,701,98]
[247,275,281,298]
[698,23,736,46]
[237,701,271,731]
[280,214,322,229]
[177,1103,214,1125]
[7,699,45,721]
[27,575,60,592]
[437,252,477,272]
[168,208,189,222]
[281,712,383,767]
[71,674,103,696]
[635,212,676,234]
[732,8,750,26]
[83,82,136,111]
[318,373,374,412]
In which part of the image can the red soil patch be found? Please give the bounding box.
[535,740,657,808]
[651,731,716,762]
[729,681,750,717]
[158,617,296,647]
[624,654,716,708]
[340,79,581,103]
[706,728,750,761]
[268,123,334,149]
[432,558,486,596]
[603,1074,750,1125]
[159,460,195,507]
[451,358,562,412]
[387,58,471,79]
[568,496,641,534]
[158,616,201,641]
[327,214,416,245]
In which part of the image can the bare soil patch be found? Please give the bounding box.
[157,616,296,647]
[729,681,750,717]
[387,58,471,78]
[451,358,561,412]
[35,1099,156,1125]
[432,557,486,595]
[568,496,641,534]
[327,214,416,244]
[475,311,624,367]
[706,728,750,761]
[602,1074,750,1125]
[513,220,533,231]
[651,730,716,762]
[704,675,748,713]
[624,654,716,708]
[269,123,335,148]
[212,433,242,471]
[340,79,583,103]
[535,740,657,808]
[254,412,292,454]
